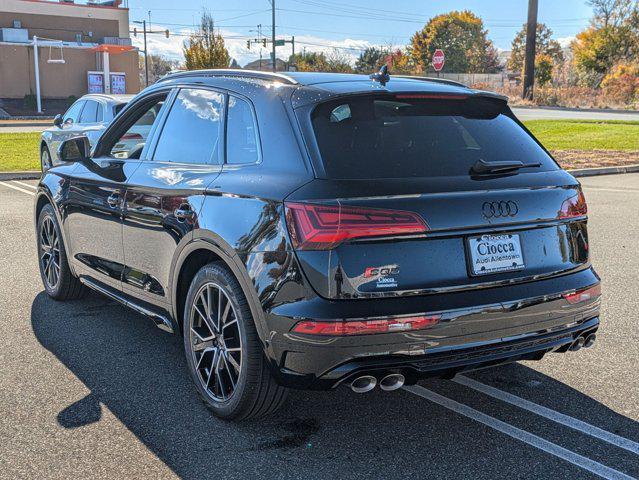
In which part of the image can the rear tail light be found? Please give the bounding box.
[284,202,428,250]
[559,189,587,219]
[562,284,601,304]
[291,315,441,336]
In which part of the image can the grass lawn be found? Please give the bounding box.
[1,119,639,172]
[524,119,639,151]
[0,132,40,172]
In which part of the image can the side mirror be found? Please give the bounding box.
[58,136,91,163]
[53,114,63,128]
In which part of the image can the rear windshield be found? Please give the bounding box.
[310,95,558,179]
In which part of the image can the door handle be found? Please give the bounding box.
[107,192,121,208]
[174,207,195,221]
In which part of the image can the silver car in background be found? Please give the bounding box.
[40,94,133,171]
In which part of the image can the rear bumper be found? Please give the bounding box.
[265,267,601,390]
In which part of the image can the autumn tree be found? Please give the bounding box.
[409,10,500,73]
[572,0,639,82]
[290,51,329,72]
[508,23,564,74]
[183,10,230,70]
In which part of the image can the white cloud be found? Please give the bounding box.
[557,36,576,48]
[130,23,393,67]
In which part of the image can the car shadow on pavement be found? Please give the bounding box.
[31,291,639,479]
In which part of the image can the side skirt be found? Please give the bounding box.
[79,277,174,333]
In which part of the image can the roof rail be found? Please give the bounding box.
[394,75,468,88]
[157,69,299,85]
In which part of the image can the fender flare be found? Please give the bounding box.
[169,233,271,344]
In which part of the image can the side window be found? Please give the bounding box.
[226,96,259,164]
[63,101,85,124]
[153,88,223,165]
[109,95,166,159]
[96,104,104,123]
[78,100,99,123]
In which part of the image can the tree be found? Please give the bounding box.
[290,51,329,72]
[409,10,501,73]
[572,0,639,81]
[183,10,230,70]
[508,23,564,74]
[384,49,420,75]
[139,54,180,84]
[325,49,354,73]
[534,54,554,86]
[354,47,389,73]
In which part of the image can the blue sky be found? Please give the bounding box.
[125,0,594,66]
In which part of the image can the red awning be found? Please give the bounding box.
[91,45,135,54]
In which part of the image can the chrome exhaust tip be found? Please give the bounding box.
[379,373,405,392]
[350,375,377,393]
[584,333,596,348]
[570,336,585,351]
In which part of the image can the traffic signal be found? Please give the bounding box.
[133,27,137,37]
[262,38,267,48]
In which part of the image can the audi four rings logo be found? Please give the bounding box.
[482,201,519,218]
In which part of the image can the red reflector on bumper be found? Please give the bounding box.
[291,315,441,336]
[562,284,601,304]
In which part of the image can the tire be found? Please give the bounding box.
[37,204,86,300]
[41,145,52,172]
[183,262,288,420]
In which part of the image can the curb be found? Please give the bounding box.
[568,164,639,177]
[0,171,41,181]
[512,105,639,115]
[0,122,50,128]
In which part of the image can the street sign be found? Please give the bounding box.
[432,49,445,72]
[274,39,286,47]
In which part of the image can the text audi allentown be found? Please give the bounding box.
[34,69,601,420]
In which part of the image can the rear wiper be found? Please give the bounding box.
[471,159,541,174]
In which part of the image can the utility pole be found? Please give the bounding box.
[271,0,276,72]
[522,0,538,100]
[143,20,148,87]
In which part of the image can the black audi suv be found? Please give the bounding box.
[34,69,601,420]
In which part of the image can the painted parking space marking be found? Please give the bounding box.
[404,385,634,480]
[11,180,37,190]
[0,181,35,196]
[454,375,639,455]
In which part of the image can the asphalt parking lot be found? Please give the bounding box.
[0,174,638,480]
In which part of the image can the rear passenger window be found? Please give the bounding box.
[96,104,104,122]
[79,100,99,123]
[153,88,223,165]
[226,96,259,164]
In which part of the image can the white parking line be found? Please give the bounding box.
[0,181,35,196]
[404,385,634,480]
[455,375,639,455]
[11,180,37,190]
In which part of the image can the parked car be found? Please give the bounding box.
[39,93,134,171]
[34,69,601,420]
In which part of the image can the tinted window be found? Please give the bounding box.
[96,104,104,122]
[226,96,259,164]
[110,97,166,159]
[63,101,85,124]
[310,95,558,179]
[153,88,223,164]
[79,100,99,123]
